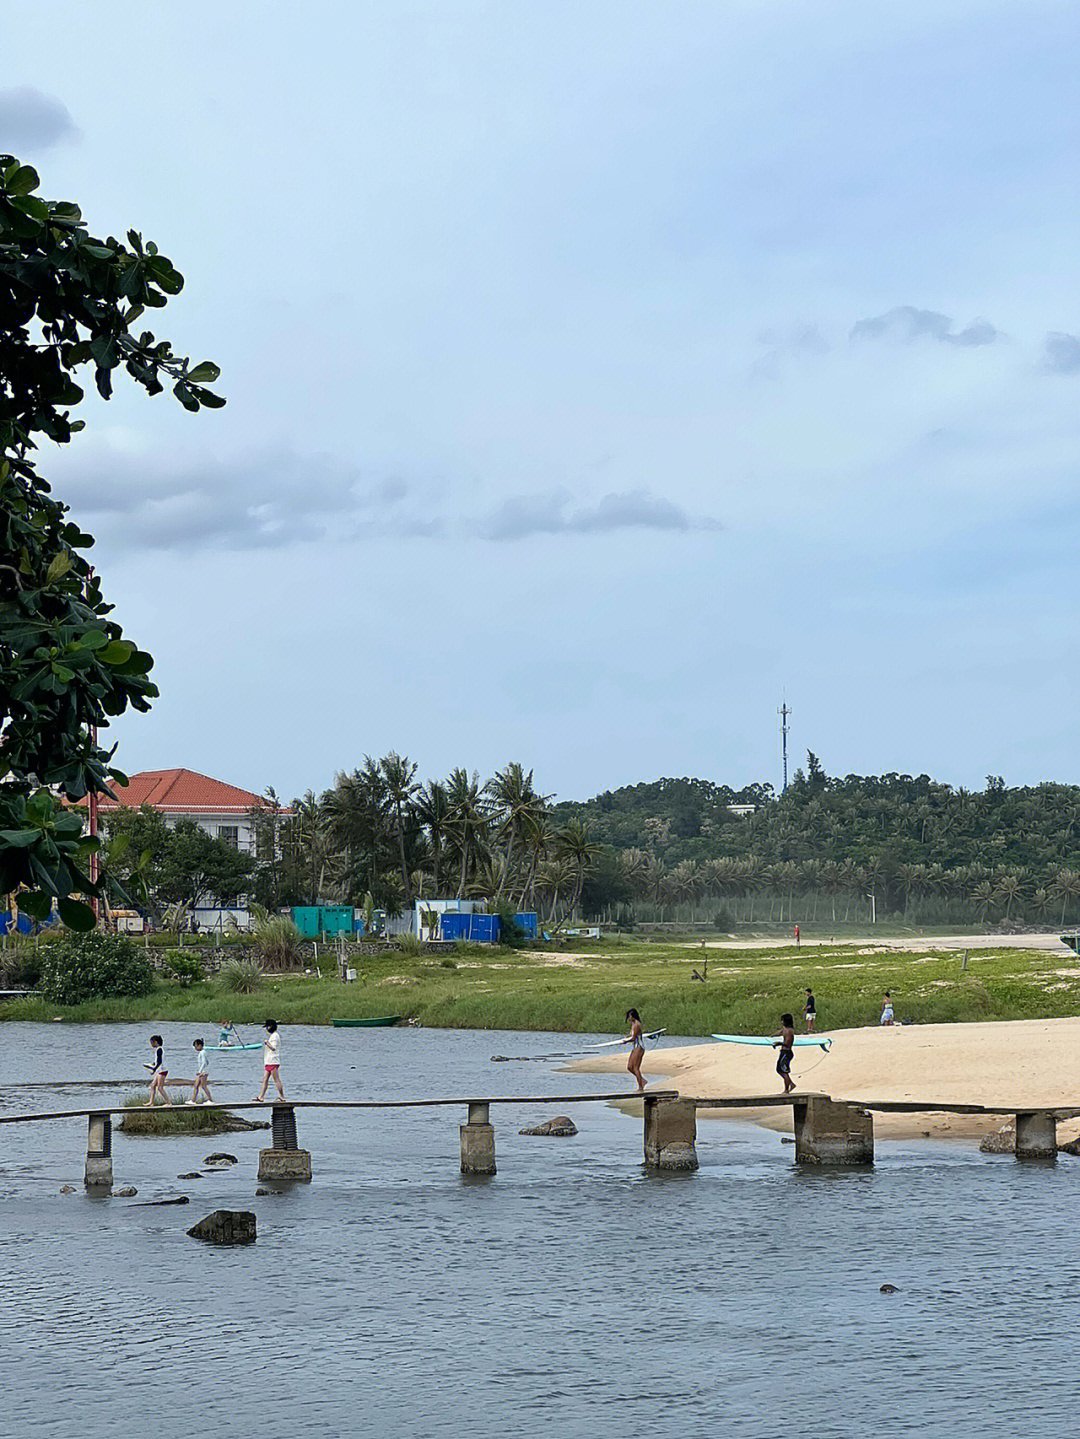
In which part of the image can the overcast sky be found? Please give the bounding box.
[4,1,1079,801]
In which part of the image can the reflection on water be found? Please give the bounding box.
[1,1022,1076,1439]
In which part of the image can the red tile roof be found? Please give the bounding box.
[96,769,274,814]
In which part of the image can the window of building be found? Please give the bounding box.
[217,825,239,848]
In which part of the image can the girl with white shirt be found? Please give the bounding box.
[254,1020,285,1101]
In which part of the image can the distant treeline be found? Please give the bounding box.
[106,753,1080,929]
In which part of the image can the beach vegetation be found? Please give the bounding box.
[39,930,154,1005]
[248,912,304,972]
[118,1093,258,1135]
[216,957,263,994]
[163,951,204,988]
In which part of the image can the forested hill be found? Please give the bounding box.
[552,758,1080,909]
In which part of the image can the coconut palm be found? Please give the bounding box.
[445,768,492,897]
[381,752,420,906]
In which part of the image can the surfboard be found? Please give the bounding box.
[209,1043,262,1052]
[583,1028,667,1050]
[712,1033,832,1052]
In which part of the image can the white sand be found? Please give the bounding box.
[573,1016,1080,1142]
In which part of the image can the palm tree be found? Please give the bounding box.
[446,768,492,897]
[486,763,551,900]
[554,819,602,918]
[381,752,420,906]
[1051,868,1080,925]
[417,780,452,896]
[992,870,1024,920]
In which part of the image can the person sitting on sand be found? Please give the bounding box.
[623,1008,647,1093]
[881,992,895,1026]
[773,1013,796,1094]
[143,1034,170,1106]
[804,988,816,1032]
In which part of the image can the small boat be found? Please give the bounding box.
[332,1016,403,1028]
[1061,933,1079,956]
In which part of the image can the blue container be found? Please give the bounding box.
[514,912,538,939]
[439,912,501,943]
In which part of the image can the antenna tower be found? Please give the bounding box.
[778,702,791,793]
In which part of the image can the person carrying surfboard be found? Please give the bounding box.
[623,1009,647,1093]
[772,1014,796,1094]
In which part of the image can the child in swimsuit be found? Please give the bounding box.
[189,1039,213,1105]
[623,1008,647,1093]
[143,1034,170,1106]
[773,1013,796,1094]
[880,992,895,1026]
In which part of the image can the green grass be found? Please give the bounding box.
[117,1092,252,1134]
[2,935,1078,1035]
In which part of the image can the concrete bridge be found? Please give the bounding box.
[0,1090,1070,1192]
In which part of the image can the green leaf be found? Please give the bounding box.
[6,164,40,197]
[98,640,135,665]
[17,891,51,921]
[46,551,74,584]
[0,829,39,848]
[58,896,97,931]
[187,361,220,384]
[80,629,110,650]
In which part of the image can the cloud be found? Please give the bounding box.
[482,488,721,541]
[0,87,79,152]
[1042,332,1080,375]
[850,306,1001,347]
[58,445,431,551]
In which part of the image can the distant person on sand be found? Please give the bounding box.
[189,1039,213,1105]
[255,1020,284,1101]
[773,1013,796,1094]
[623,1008,647,1093]
[794,924,800,946]
[804,988,816,1032]
[143,1034,169,1106]
[880,992,895,1026]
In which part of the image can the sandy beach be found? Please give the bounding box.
[574,1015,1080,1142]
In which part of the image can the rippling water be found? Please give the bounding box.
[1,1021,1076,1438]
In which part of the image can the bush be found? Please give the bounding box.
[493,902,526,949]
[0,942,43,989]
[40,931,155,1005]
[249,915,304,973]
[163,951,204,988]
[391,933,424,957]
[712,907,734,932]
[217,957,263,994]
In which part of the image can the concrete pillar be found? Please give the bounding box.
[643,1097,698,1171]
[85,1111,113,1191]
[460,1101,496,1175]
[258,1104,312,1181]
[793,1097,873,1165]
[1015,1110,1056,1160]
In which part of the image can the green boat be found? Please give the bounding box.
[332,1016,403,1027]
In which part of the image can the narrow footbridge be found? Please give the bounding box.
[0,1089,1068,1191]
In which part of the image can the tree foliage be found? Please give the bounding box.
[0,155,223,926]
[40,929,155,1005]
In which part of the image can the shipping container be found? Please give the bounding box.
[439,912,502,943]
[320,905,353,936]
[291,906,321,938]
[514,912,539,939]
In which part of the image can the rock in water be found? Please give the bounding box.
[187,1210,257,1245]
[178,1172,203,1180]
[59,1185,76,1194]
[203,1153,238,1165]
[980,1125,1015,1155]
[879,1284,900,1294]
[518,1116,579,1137]
[114,1186,138,1197]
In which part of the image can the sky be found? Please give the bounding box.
[4,0,1079,802]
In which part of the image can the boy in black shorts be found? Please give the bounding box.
[773,1013,796,1094]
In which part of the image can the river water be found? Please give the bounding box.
[1,1021,1076,1439]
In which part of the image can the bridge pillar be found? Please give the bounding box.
[258,1104,312,1181]
[793,1097,873,1165]
[460,1101,496,1175]
[643,1096,698,1171]
[84,1111,113,1191]
[1015,1110,1056,1160]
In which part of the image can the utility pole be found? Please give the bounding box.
[778,702,791,793]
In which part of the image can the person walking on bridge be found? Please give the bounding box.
[254,1020,285,1102]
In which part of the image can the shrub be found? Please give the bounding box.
[493,902,526,949]
[0,942,42,990]
[164,951,204,988]
[391,933,424,957]
[217,957,263,994]
[712,906,734,932]
[249,915,304,972]
[40,930,155,1005]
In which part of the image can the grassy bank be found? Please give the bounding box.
[1,936,1077,1035]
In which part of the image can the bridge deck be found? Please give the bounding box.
[0,1091,679,1125]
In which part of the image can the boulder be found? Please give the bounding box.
[114,1186,138,1197]
[59,1184,76,1194]
[980,1125,1015,1154]
[1058,1137,1080,1156]
[187,1209,257,1245]
[178,1172,202,1180]
[518,1116,579,1137]
[203,1153,238,1165]
[879,1284,900,1294]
